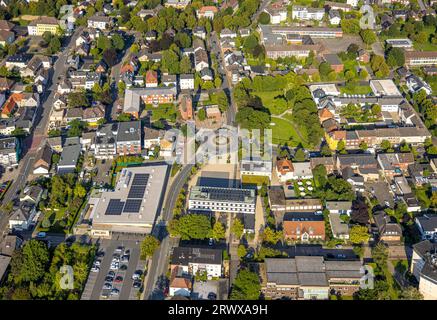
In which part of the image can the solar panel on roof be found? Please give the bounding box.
[128,185,147,198]
[123,199,142,213]
[105,199,125,215]
[132,174,149,186]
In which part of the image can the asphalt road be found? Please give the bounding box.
[0,27,84,240]
[143,164,193,300]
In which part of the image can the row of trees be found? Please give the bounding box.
[168,214,226,241]
[0,240,95,300]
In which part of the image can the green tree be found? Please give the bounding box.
[381,140,392,152]
[197,108,206,121]
[230,269,260,300]
[168,214,212,240]
[11,240,50,284]
[262,227,283,245]
[360,29,377,45]
[386,47,405,67]
[237,244,247,259]
[293,148,306,162]
[359,141,368,151]
[212,221,225,241]
[312,164,327,189]
[140,235,160,259]
[349,225,370,244]
[258,11,270,24]
[400,287,424,300]
[341,19,360,34]
[372,242,388,269]
[231,218,244,239]
[117,113,132,122]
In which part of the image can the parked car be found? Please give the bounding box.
[120,264,128,271]
[133,280,142,289]
[107,271,115,277]
[36,232,46,239]
[132,270,143,280]
[121,255,129,263]
[114,276,123,283]
[103,283,112,290]
[91,266,100,273]
[105,276,114,282]
[110,288,120,296]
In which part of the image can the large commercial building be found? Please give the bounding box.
[261,257,363,300]
[188,186,256,215]
[259,25,343,41]
[405,51,437,67]
[90,165,168,238]
[27,16,59,36]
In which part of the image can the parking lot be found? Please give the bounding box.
[82,239,146,300]
[93,160,113,187]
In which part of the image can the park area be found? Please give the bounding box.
[253,90,289,115]
[270,117,309,148]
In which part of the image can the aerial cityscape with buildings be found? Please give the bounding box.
[0,0,435,304]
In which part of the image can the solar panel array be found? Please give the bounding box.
[105,199,125,215]
[203,187,252,202]
[105,173,150,215]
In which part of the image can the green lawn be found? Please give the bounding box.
[37,208,67,234]
[145,103,178,122]
[340,84,372,95]
[253,91,289,115]
[270,117,308,147]
[241,175,270,187]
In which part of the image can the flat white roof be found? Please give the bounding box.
[309,83,340,96]
[91,165,168,232]
[370,79,402,97]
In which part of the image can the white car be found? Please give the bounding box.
[91,266,100,273]
[110,263,119,270]
[94,260,101,266]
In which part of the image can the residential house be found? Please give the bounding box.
[47,136,63,153]
[94,123,118,159]
[326,201,353,215]
[8,201,37,231]
[162,74,177,87]
[83,105,105,126]
[323,54,344,72]
[123,87,177,118]
[410,240,437,300]
[116,121,142,155]
[264,2,287,24]
[328,10,341,25]
[196,6,218,19]
[406,74,432,95]
[292,6,325,21]
[193,26,206,40]
[373,211,402,243]
[165,0,191,9]
[169,267,192,297]
[179,74,194,90]
[57,143,81,174]
[377,153,414,177]
[33,143,52,175]
[170,246,223,278]
[329,213,350,240]
[416,215,437,242]
[19,185,43,204]
[0,137,19,168]
[87,14,112,30]
[144,126,163,151]
[310,156,336,174]
[283,212,326,241]
[275,158,294,182]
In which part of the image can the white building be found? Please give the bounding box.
[292,6,325,21]
[240,159,272,180]
[179,74,195,90]
[87,14,112,30]
[264,6,287,24]
[416,215,437,242]
[406,74,432,95]
[171,247,223,278]
[0,137,19,168]
[410,241,437,300]
[188,186,256,215]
